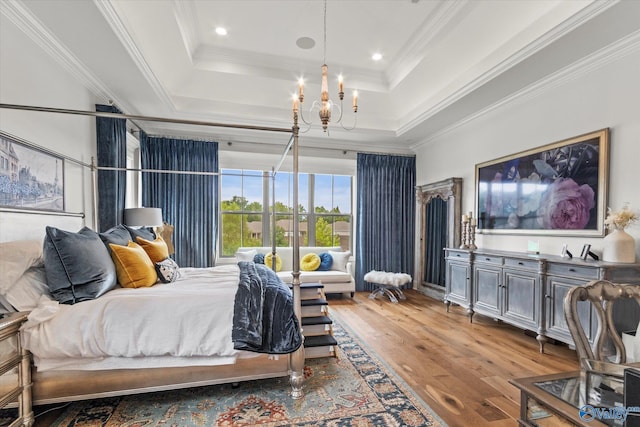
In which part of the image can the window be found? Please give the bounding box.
[220,169,352,256]
[220,169,266,256]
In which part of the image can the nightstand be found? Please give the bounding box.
[0,312,33,426]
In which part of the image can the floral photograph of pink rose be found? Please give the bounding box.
[475,129,608,235]
[536,178,595,229]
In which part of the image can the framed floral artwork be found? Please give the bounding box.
[475,128,609,236]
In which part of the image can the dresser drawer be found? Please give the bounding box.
[547,263,599,280]
[447,251,470,261]
[504,257,539,271]
[475,254,503,265]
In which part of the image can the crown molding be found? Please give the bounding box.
[399,0,619,137]
[1,0,112,103]
[385,0,468,91]
[410,29,640,151]
[96,0,174,113]
[171,0,199,58]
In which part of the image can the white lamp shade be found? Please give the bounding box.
[124,208,163,227]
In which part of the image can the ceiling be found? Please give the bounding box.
[2,0,633,155]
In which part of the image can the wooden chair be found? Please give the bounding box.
[564,280,640,366]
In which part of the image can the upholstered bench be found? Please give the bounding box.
[364,270,412,303]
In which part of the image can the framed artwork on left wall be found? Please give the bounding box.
[0,131,65,212]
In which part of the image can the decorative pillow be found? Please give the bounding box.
[155,258,180,283]
[253,253,265,264]
[317,252,333,271]
[328,250,351,272]
[136,235,169,263]
[43,226,117,304]
[125,225,155,242]
[109,242,158,288]
[5,266,51,311]
[0,239,43,294]
[99,224,132,253]
[301,253,321,271]
[236,249,257,262]
[264,252,282,272]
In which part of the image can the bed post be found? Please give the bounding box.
[289,111,305,399]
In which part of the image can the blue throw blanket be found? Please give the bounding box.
[232,262,303,354]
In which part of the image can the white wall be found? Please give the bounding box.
[415,48,640,259]
[0,13,103,229]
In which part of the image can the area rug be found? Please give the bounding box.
[36,316,446,426]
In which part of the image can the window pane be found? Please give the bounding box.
[274,172,292,215]
[333,175,352,214]
[314,174,332,213]
[221,169,242,201]
[221,213,261,256]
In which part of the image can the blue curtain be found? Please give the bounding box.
[424,196,447,286]
[95,104,126,232]
[355,153,416,291]
[140,134,218,268]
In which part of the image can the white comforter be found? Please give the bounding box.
[21,265,243,370]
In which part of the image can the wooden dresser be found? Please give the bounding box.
[444,248,640,352]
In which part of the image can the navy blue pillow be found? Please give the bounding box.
[253,253,265,264]
[99,224,131,253]
[125,225,155,241]
[318,252,333,271]
[43,226,117,304]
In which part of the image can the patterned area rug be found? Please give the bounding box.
[38,317,445,426]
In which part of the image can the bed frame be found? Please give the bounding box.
[0,104,306,416]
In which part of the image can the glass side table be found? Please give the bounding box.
[512,362,640,427]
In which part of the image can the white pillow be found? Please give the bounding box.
[5,267,51,311]
[0,240,44,294]
[235,249,257,262]
[329,250,351,272]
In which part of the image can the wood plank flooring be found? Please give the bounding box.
[33,289,579,426]
[329,290,580,427]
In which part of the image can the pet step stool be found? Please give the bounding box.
[291,282,337,358]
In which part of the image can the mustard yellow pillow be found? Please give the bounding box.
[301,253,321,271]
[264,253,282,272]
[136,235,169,263]
[109,242,158,288]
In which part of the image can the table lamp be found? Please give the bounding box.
[123,207,163,227]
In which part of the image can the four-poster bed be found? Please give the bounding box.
[0,103,307,416]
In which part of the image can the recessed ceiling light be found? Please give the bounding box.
[372,53,383,61]
[215,27,228,36]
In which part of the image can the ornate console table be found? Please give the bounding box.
[444,248,640,352]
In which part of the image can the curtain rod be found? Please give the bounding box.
[96,164,274,178]
[0,103,293,134]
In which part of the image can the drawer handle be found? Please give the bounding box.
[485,257,491,261]
[569,268,576,272]
[545,294,551,299]
[456,254,461,257]
[518,262,524,265]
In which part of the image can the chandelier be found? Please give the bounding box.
[292,0,358,133]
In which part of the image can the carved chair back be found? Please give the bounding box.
[564,280,640,365]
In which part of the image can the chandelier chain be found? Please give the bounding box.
[323,0,327,64]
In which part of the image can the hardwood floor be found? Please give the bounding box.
[329,290,580,427]
[32,289,579,426]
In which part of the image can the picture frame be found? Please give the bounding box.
[0,131,65,212]
[475,129,609,236]
[580,244,591,260]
